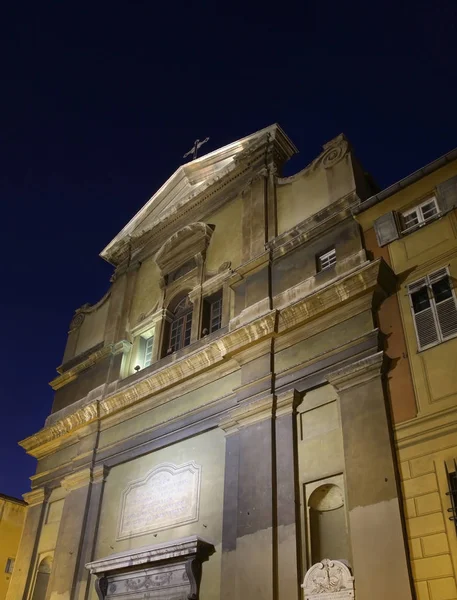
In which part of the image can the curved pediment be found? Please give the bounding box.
[155,222,215,275]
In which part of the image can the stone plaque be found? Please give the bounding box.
[302,559,354,599]
[117,461,201,540]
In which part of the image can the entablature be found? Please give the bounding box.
[21,258,393,459]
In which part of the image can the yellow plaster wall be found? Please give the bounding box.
[74,299,110,358]
[398,431,457,600]
[205,195,243,272]
[357,162,457,232]
[358,159,457,598]
[387,206,457,417]
[92,428,226,600]
[129,256,162,328]
[0,499,26,600]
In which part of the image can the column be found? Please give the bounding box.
[6,487,49,600]
[45,468,96,600]
[328,352,413,600]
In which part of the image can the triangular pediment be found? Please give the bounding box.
[100,123,297,265]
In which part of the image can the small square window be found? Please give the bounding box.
[317,248,336,272]
[401,197,439,233]
[5,558,15,574]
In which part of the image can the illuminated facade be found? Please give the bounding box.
[357,153,457,600]
[0,494,26,600]
[9,126,423,600]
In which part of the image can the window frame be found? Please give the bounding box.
[202,290,223,336]
[166,296,193,354]
[142,334,154,368]
[5,558,14,574]
[401,196,440,234]
[317,247,336,272]
[408,267,457,351]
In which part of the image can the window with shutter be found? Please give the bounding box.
[408,267,457,350]
[436,175,457,214]
[373,211,400,247]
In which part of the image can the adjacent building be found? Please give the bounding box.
[0,493,26,600]
[7,124,457,600]
[357,153,457,600]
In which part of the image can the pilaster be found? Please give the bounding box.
[6,487,50,600]
[46,466,109,600]
[274,389,301,600]
[328,352,413,600]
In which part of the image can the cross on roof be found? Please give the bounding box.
[183,137,210,160]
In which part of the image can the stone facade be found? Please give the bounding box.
[9,125,419,600]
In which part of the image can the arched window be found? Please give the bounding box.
[31,556,53,600]
[166,296,193,354]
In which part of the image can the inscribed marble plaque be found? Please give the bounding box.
[117,461,201,540]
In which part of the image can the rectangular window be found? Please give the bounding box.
[5,558,15,574]
[408,267,457,350]
[143,336,154,367]
[202,291,223,336]
[401,197,439,233]
[317,248,336,272]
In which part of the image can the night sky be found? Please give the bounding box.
[1,1,457,499]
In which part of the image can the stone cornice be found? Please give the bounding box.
[20,259,389,458]
[328,351,385,392]
[50,340,131,391]
[23,487,50,506]
[268,192,359,259]
[219,394,275,434]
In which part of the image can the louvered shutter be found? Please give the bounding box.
[374,211,400,247]
[429,268,457,340]
[436,175,457,214]
[408,278,439,350]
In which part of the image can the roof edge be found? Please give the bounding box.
[356,146,457,214]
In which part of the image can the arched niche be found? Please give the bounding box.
[31,555,53,600]
[308,483,350,564]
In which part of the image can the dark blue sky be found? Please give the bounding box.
[1,0,457,498]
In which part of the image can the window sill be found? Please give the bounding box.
[400,214,442,237]
[121,326,228,384]
[417,331,457,353]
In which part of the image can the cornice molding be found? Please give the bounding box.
[219,394,275,434]
[395,405,457,450]
[20,259,388,458]
[50,340,131,391]
[328,351,385,392]
[23,487,50,506]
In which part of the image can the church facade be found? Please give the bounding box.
[9,125,449,600]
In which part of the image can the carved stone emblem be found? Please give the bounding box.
[321,137,349,169]
[117,462,201,540]
[302,559,354,599]
[69,312,85,331]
